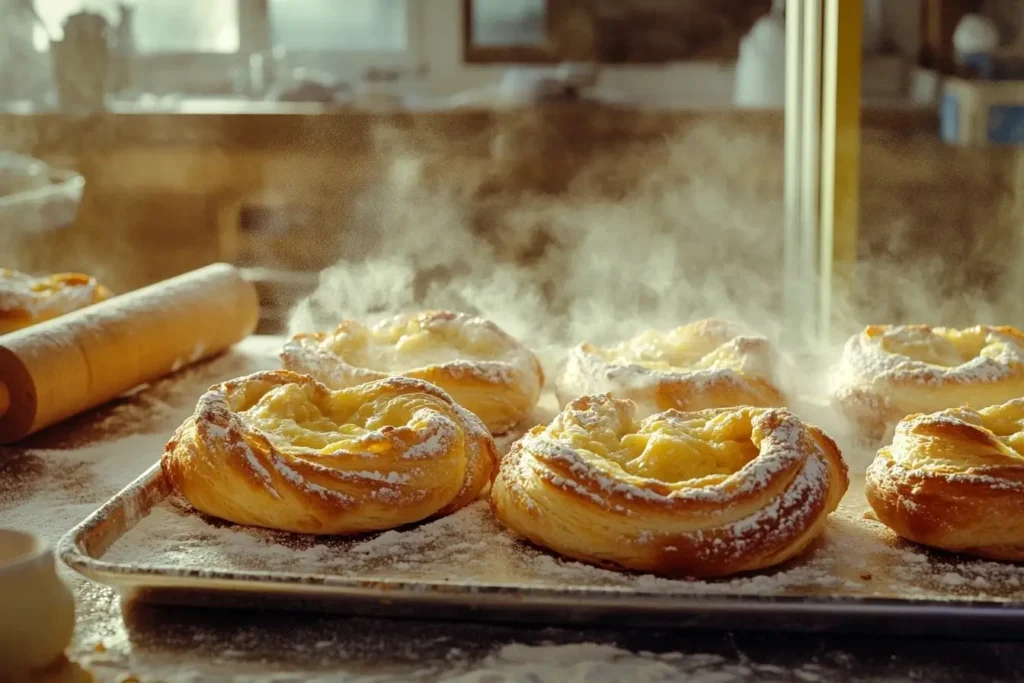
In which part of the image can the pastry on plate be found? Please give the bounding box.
[0,268,111,334]
[831,324,1024,444]
[281,310,543,434]
[866,400,1024,560]
[555,319,785,417]
[162,370,498,535]
[490,394,849,577]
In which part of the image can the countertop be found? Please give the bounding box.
[2,335,1023,682]
[0,101,938,157]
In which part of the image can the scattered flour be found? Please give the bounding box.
[103,477,1024,604]
[443,643,745,683]
[74,639,851,683]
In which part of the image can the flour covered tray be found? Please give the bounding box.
[60,461,1024,637]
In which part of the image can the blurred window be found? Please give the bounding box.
[269,0,408,52]
[470,0,547,47]
[34,0,240,53]
[33,0,410,54]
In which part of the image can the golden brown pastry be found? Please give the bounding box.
[162,370,498,535]
[831,324,1024,445]
[866,400,1024,561]
[490,394,849,577]
[281,310,543,434]
[0,268,111,334]
[555,319,785,418]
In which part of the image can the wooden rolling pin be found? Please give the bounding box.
[0,263,259,444]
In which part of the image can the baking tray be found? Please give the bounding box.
[59,461,1024,637]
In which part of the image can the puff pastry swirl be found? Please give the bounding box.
[491,394,848,577]
[556,319,785,417]
[0,268,111,334]
[162,370,498,535]
[281,310,543,434]
[866,400,1024,560]
[831,324,1024,444]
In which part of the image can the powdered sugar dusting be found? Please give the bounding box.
[835,325,1024,389]
[171,372,495,522]
[498,400,842,568]
[727,455,823,543]
[402,419,457,460]
[874,406,1024,494]
[203,420,276,492]
[281,310,542,406]
[556,322,781,417]
[520,406,813,508]
[267,452,354,503]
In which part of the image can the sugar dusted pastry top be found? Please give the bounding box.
[556,319,785,416]
[836,324,1024,388]
[162,370,498,535]
[831,324,1024,442]
[490,394,848,577]
[866,398,1024,560]
[281,310,543,434]
[0,268,111,334]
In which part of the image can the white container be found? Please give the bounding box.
[734,12,786,108]
[953,14,1000,64]
[0,529,76,677]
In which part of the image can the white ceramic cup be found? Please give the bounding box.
[0,529,76,677]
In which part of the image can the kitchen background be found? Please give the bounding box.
[2,0,1023,336]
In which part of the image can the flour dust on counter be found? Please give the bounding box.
[71,627,1013,683]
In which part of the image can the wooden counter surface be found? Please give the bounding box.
[1,335,1022,681]
[0,102,942,153]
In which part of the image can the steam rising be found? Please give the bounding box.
[287,114,1022,468]
[290,119,791,348]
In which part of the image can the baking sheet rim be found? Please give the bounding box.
[58,464,1024,623]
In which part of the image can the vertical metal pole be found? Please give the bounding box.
[783,0,806,344]
[819,0,863,344]
[800,0,823,346]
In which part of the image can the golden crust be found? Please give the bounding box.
[161,370,498,535]
[831,324,1024,445]
[490,394,848,577]
[281,310,543,434]
[0,268,112,334]
[555,319,785,417]
[866,399,1024,561]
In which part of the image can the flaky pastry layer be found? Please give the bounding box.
[866,399,1024,560]
[281,310,543,434]
[162,370,498,535]
[0,268,111,334]
[831,324,1024,445]
[490,394,848,577]
[555,319,785,417]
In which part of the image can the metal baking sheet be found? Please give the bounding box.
[59,459,1024,637]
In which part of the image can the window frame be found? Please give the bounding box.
[266,0,426,75]
[126,0,424,91]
